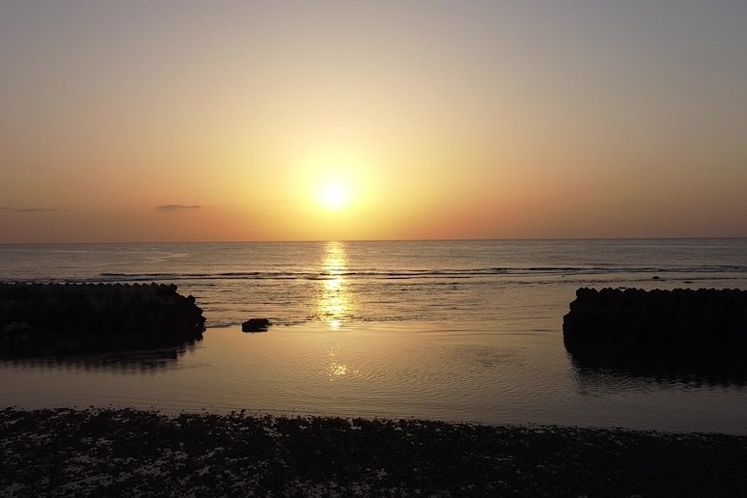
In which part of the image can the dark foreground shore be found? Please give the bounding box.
[1,408,746,497]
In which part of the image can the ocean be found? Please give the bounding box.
[2,239,747,433]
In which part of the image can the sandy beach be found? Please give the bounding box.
[2,407,746,497]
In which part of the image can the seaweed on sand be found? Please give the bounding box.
[1,407,746,497]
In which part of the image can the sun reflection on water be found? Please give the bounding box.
[318,241,353,330]
[326,346,359,381]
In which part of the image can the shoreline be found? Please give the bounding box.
[2,407,746,497]
[2,322,747,435]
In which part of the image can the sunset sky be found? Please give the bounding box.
[1,1,746,243]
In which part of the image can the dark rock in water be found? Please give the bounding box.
[0,282,206,356]
[242,318,270,332]
[563,287,747,384]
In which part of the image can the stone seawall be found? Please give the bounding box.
[563,288,747,383]
[0,282,205,355]
[564,287,747,348]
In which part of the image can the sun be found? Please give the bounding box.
[320,183,348,210]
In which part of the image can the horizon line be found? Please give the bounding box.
[1,235,746,246]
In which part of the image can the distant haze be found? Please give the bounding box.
[1,1,746,242]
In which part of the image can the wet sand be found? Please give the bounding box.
[1,407,745,497]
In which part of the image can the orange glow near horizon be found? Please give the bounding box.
[1,3,746,242]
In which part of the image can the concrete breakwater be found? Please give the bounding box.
[563,288,747,383]
[0,282,205,355]
[564,287,747,348]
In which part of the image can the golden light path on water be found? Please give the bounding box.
[318,241,352,330]
[317,241,359,380]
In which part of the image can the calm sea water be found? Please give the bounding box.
[2,239,747,434]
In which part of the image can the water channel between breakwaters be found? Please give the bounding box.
[1,320,746,435]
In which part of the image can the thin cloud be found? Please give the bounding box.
[156,204,202,212]
[0,207,64,213]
